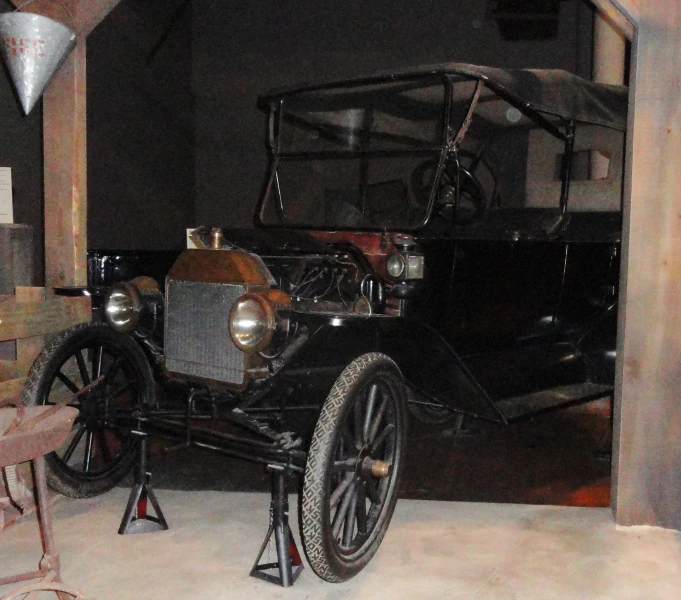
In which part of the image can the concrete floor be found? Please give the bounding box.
[2,488,680,599]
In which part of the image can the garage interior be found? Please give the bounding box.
[2,0,681,598]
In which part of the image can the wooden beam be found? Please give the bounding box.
[589,0,637,40]
[42,41,87,288]
[74,1,123,37]
[0,296,90,342]
[8,1,122,36]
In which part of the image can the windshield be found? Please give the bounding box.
[259,77,477,230]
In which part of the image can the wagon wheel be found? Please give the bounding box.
[412,157,488,225]
[22,323,155,498]
[301,353,407,582]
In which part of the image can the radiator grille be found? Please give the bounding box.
[165,280,247,384]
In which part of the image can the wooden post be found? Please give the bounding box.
[588,0,681,531]
[9,0,122,289]
[15,286,45,376]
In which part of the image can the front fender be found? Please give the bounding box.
[277,313,505,423]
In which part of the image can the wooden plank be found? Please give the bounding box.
[0,378,26,406]
[0,296,90,342]
[16,288,46,377]
[0,360,17,382]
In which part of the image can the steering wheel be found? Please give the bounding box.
[411,157,488,225]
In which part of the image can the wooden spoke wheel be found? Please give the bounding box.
[301,353,407,582]
[22,323,154,498]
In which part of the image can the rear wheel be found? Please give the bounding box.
[22,323,155,498]
[301,353,407,582]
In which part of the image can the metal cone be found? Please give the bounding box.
[0,12,76,115]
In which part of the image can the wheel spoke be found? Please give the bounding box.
[62,426,86,463]
[96,428,113,464]
[75,350,91,386]
[104,355,122,383]
[92,345,103,380]
[342,489,358,547]
[56,371,80,394]
[329,472,354,508]
[340,429,354,456]
[109,379,137,399]
[356,484,368,535]
[331,480,356,540]
[368,392,389,443]
[83,429,95,473]
[45,399,81,410]
[332,458,357,472]
[372,423,395,450]
[353,401,363,449]
[365,480,382,505]
[362,383,378,443]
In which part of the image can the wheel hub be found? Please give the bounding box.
[78,380,110,426]
[360,457,392,479]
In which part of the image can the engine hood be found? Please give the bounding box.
[222,228,334,256]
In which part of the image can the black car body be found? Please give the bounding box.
[171,63,625,423]
[29,63,627,583]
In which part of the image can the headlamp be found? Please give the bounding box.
[386,254,406,279]
[229,293,276,353]
[104,282,142,334]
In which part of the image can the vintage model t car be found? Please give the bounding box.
[22,63,627,583]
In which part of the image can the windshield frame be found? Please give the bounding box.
[255,72,571,232]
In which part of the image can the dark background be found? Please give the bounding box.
[1,0,594,282]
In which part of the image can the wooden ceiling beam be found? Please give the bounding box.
[589,0,637,40]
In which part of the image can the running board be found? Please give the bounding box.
[494,383,612,422]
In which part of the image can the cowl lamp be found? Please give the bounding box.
[0,11,76,114]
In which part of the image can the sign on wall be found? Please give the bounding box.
[0,167,13,224]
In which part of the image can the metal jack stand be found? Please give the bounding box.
[250,464,303,587]
[118,430,169,535]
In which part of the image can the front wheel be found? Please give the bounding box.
[301,353,407,582]
[22,323,155,498]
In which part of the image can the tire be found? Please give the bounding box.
[301,353,407,582]
[22,323,155,498]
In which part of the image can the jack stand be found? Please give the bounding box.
[250,464,303,587]
[118,430,169,535]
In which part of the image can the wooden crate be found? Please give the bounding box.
[0,287,90,405]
